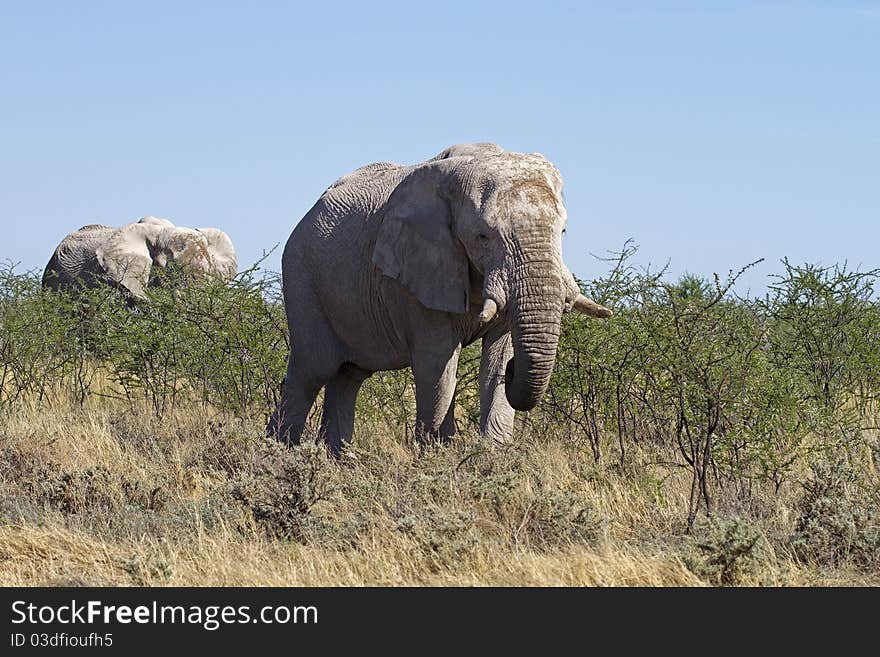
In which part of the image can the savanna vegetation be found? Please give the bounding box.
[1,244,878,586]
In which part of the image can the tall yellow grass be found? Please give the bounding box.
[0,396,876,587]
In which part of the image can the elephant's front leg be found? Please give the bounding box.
[412,342,462,445]
[479,328,515,444]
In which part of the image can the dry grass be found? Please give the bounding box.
[0,397,877,587]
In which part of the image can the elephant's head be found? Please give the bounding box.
[95,216,238,298]
[372,144,611,412]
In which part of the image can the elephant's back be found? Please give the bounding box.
[316,161,408,223]
[325,161,401,191]
[60,224,113,240]
[281,161,410,334]
[43,224,114,290]
[286,161,408,257]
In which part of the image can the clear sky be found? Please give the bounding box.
[2,1,878,293]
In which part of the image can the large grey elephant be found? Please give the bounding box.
[267,143,611,454]
[43,216,237,299]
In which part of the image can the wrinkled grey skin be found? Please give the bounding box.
[43,216,238,299]
[268,143,611,454]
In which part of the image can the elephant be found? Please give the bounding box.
[267,142,611,455]
[42,216,238,299]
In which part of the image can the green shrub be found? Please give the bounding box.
[0,261,288,419]
[686,515,771,585]
[4,247,880,538]
[231,440,337,541]
[791,457,880,569]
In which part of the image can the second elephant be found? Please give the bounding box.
[268,142,611,454]
[43,216,238,299]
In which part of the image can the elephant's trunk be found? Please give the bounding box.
[504,252,565,412]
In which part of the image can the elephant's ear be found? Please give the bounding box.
[196,227,238,280]
[95,224,155,299]
[160,227,213,275]
[371,171,470,314]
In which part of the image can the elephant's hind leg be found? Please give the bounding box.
[267,360,324,447]
[320,364,371,456]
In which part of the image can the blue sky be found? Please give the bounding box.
[2,1,878,293]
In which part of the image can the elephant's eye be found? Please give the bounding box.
[477,233,489,242]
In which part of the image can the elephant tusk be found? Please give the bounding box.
[478,298,498,322]
[572,294,613,318]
